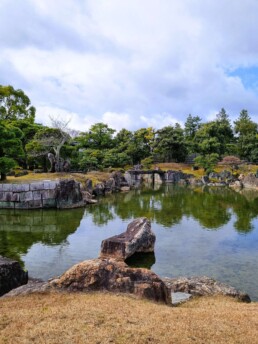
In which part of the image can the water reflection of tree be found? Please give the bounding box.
[0,208,84,263]
[85,203,115,226]
[94,185,258,233]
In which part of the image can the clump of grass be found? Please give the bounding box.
[0,293,258,344]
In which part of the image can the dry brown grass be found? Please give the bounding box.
[7,171,111,186]
[1,292,258,344]
[5,163,258,185]
[155,162,258,178]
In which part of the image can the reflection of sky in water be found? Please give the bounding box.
[2,186,258,300]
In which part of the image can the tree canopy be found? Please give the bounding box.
[0,85,36,122]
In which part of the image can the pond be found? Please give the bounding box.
[1,184,258,300]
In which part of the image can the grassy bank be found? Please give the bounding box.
[5,162,258,185]
[1,292,258,343]
[6,171,111,186]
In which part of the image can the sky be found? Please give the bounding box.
[1,0,258,132]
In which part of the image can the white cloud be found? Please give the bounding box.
[1,0,258,131]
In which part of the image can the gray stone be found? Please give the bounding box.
[105,178,116,191]
[19,191,33,202]
[33,191,42,201]
[85,179,93,193]
[188,178,203,186]
[163,276,251,303]
[14,202,29,209]
[201,175,210,184]
[30,182,44,191]
[154,173,163,184]
[172,292,192,305]
[12,184,30,192]
[0,179,84,210]
[93,183,106,196]
[100,217,156,260]
[3,279,50,297]
[27,200,42,209]
[241,173,258,190]
[42,189,57,200]
[43,181,58,190]
[0,256,28,296]
[2,184,13,192]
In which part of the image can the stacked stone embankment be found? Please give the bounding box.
[0,179,83,209]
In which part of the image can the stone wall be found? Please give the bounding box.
[0,179,83,209]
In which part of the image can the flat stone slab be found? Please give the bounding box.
[100,217,156,260]
[2,279,50,297]
[0,256,28,296]
[172,292,192,305]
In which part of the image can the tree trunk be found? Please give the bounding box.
[1,173,6,181]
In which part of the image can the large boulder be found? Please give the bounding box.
[50,258,171,304]
[163,276,251,303]
[100,217,156,260]
[240,173,258,190]
[56,179,83,208]
[0,256,28,296]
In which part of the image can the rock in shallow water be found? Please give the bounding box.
[100,217,156,260]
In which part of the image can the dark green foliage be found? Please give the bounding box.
[0,121,24,179]
[234,110,258,161]
[0,85,35,122]
[154,124,187,162]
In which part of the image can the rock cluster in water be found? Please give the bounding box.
[2,218,171,305]
[1,217,252,305]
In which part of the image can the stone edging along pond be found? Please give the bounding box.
[0,169,258,210]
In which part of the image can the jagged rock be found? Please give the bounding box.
[50,258,171,304]
[56,179,83,208]
[93,183,106,196]
[105,178,116,192]
[85,179,93,193]
[100,217,156,260]
[230,180,243,188]
[105,172,129,192]
[163,276,251,303]
[240,173,258,190]
[220,170,232,179]
[81,191,98,204]
[207,182,227,187]
[188,178,203,186]
[0,256,28,296]
[201,175,210,184]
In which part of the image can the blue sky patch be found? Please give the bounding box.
[229,66,258,90]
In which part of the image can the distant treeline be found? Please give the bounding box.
[0,84,257,180]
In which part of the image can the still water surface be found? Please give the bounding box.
[1,185,258,300]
